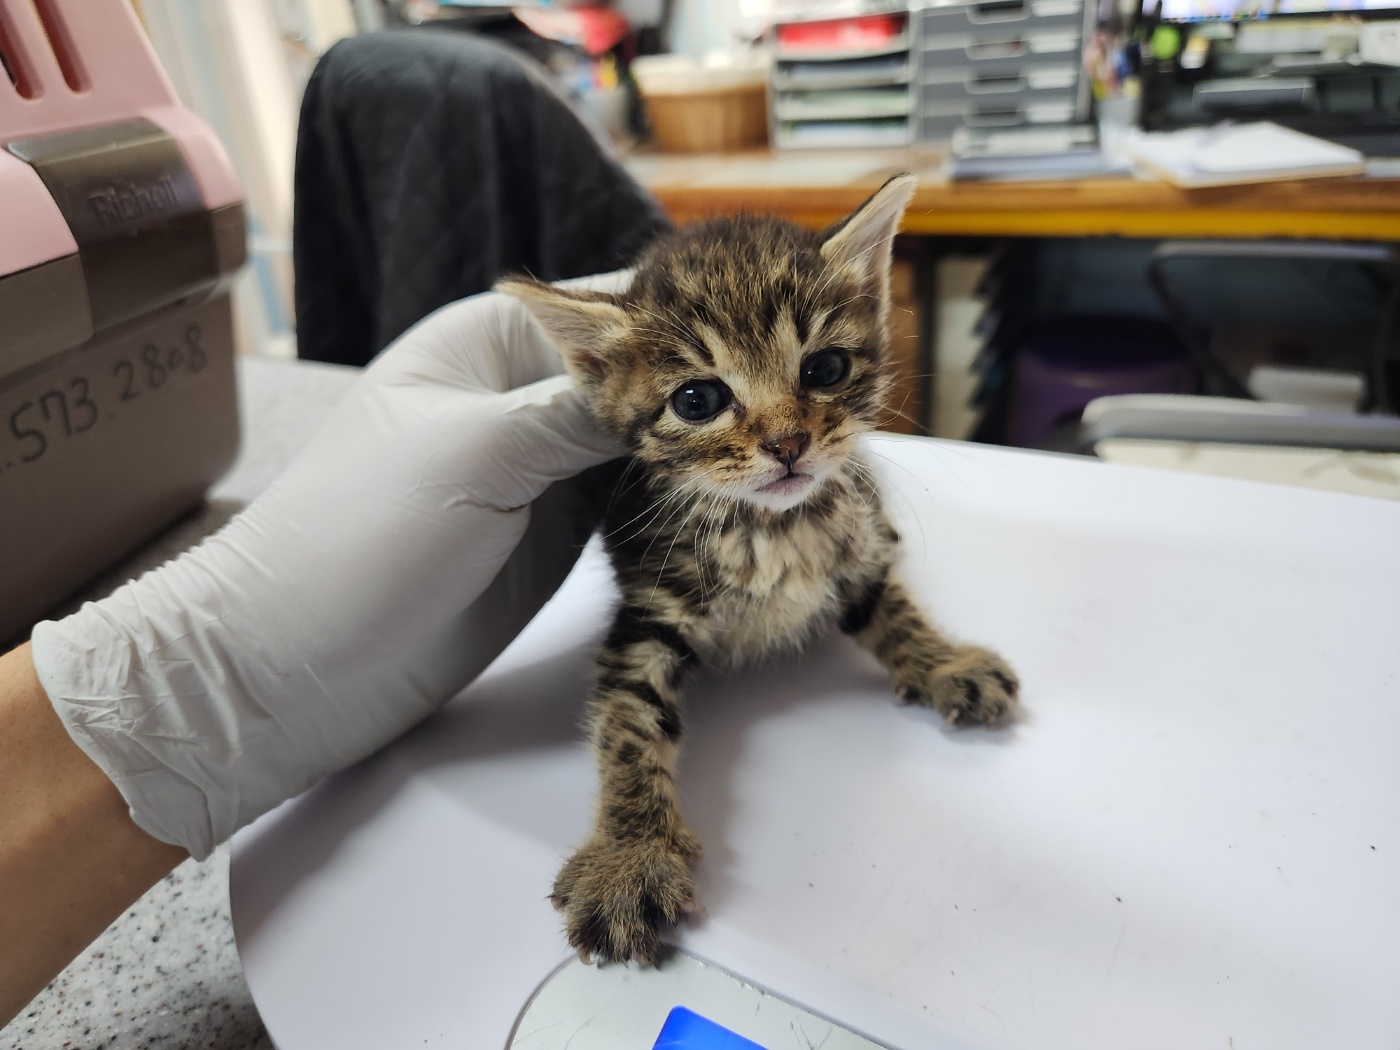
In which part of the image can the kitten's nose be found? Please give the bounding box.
[762,432,810,469]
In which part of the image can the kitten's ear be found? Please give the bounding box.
[496,278,629,383]
[819,173,917,290]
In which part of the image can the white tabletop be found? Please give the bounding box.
[232,436,1400,1050]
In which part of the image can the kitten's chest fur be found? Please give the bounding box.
[594,458,892,663]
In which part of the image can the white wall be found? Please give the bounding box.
[667,0,752,54]
[137,0,356,357]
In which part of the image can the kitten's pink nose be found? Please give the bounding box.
[762,432,810,469]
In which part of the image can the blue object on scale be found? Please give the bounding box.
[653,1006,770,1049]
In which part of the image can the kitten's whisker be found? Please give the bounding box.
[806,254,863,315]
[846,456,926,560]
[637,484,700,571]
[890,383,920,416]
[633,306,701,357]
[875,403,923,432]
[687,496,714,592]
[917,445,991,495]
[630,325,687,345]
[873,384,922,426]
[605,458,645,517]
[607,483,695,548]
[695,499,728,601]
[685,472,742,601]
[842,462,879,513]
[806,237,884,322]
[862,449,959,560]
[646,498,706,611]
[635,304,686,334]
[826,292,871,316]
[605,485,683,541]
[908,439,1003,472]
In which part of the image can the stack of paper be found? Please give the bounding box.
[947,125,1133,182]
[1121,122,1366,188]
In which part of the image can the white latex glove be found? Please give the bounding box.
[31,274,630,861]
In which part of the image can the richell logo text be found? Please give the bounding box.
[87,174,179,224]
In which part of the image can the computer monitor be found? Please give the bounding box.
[1155,0,1400,22]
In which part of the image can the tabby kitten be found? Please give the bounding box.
[499,174,1018,965]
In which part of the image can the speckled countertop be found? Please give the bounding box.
[2,357,361,1050]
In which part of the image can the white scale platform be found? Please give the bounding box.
[230,437,1400,1049]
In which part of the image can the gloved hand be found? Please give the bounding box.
[30,273,630,861]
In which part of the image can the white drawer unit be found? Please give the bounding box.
[919,0,1086,36]
[774,53,913,91]
[770,9,916,150]
[919,96,1079,140]
[920,26,1083,65]
[913,0,1092,143]
[921,60,1080,94]
[775,85,914,121]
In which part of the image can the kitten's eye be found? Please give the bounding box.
[670,380,732,422]
[801,348,851,389]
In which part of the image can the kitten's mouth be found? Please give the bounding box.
[755,471,815,498]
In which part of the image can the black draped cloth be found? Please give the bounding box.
[293,30,669,366]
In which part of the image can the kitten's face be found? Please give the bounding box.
[590,236,889,512]
[501,175,915,513]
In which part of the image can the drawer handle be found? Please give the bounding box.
[964,106,1027,127]
[969,0,1028,23]
[966,38,1029,59]
[965,73,1025,93]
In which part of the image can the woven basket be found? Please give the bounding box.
[642,83,769,153]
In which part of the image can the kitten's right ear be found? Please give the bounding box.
[496,278,629,383]
[819,173,917,292]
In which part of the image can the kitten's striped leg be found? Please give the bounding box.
[841,572,1019,726]
[552,605,703,965]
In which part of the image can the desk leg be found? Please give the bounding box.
[887,240,933,436]
[915,240,938,437]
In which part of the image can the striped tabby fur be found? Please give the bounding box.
[499,175,1018,965]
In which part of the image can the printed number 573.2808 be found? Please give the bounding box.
[1,323,208,475]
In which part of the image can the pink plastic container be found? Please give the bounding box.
[1,0,247,641]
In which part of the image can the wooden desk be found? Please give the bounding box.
[624,148,1400,437]
[626,149,1400,241]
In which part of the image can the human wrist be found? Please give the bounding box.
[0,642,185,1025]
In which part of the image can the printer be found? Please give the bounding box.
[1,0,245,641]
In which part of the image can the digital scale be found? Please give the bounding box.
[509,953,884,1048]
[231,437,1400,1049]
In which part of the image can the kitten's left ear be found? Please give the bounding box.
[496,278,629,386]
[820,173,917,292]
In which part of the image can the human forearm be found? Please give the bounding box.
[0,642,185,1027]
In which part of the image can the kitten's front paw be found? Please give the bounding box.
[897,645,1019,726]
[550,830,702,966]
